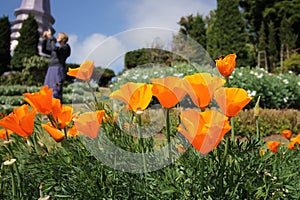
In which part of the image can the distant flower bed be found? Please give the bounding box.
[111,63,300,109]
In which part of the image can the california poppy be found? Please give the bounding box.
[281,130,292,140]
[74,110,105,138]
[0,129,13,140]
[110,82,153,113]
[184,73,225,109]
[267,141,280,153]
[67,60,94,81]
[177,109,231,154]
[214,87,252,117]
[67,125,79,137]
[215,54,237,77]
[41,123,65,142]
[151,76,187,108]
[23,85,53,115]
[0,104,36,137]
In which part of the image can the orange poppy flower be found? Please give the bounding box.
[287,140,297,150]
[0,104,36,137]
[23,85,53,114]
[67,60,94,81]
[74,110,105,138]
[214,87,252,117]
[67,125,79,137]
[110,82,153,113]
[288,134,300,150]
[177,109,231,155]
[183,73,225,109]
[57,106,73,129]
[51,98,62,119]
[267,141,281,153]
[215,54,237,77]
[151,76,187,108]
[41,123,65,142]
[281,130,292,140]
[0,129,13,140]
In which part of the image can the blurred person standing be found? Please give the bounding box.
[42,29,71,102]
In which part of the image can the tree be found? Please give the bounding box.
[0,16,11,75]
[267,21,278,72]
[209,0,249,67]
[175,14,210,65]
[178,14,206,47]
[279,16,298,59]
[10,14,40,71]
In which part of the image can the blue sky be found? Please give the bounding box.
[0,0,217,72]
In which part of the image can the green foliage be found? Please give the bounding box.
[235,109,300,137]
[111,63,300,110]
[0,120,299,198]
[267,21,279,72]
[0,55,49,86]
[124,48,187,69]
[282,53,300,74]
[178,14,206,47]
[21,55,49,86]
[0,16,11,75]
[208,0,250,67]
[91,67,115,87]
[10,14,39,70]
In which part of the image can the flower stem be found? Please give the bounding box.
[166,108,172,163]
[230,117,235,142]
[255,116,260,142]
[88,81,102,110]
[136,113,147,173]
[9,165,17,197]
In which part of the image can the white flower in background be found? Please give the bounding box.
[297,82,300,86]
[229,75,233,79]
[288,70,293,74]
[132,76,137,80]
[250,70,254,75]
[247,90,257,97]
[254,72,258,76]
[283,97,289,103]
[154,71,158,75]
[173,73,184,77]
[277,76,282,80]
[142,75,148,79]
[283,79,289,84]
[256,73,263,79]
[238,72,243,76]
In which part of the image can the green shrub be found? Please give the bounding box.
[20,55,49,86]
[235,109,300,137]
[111,64,300,109]
[282,52,300,74]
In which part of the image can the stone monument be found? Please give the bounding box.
[10,0,55,55]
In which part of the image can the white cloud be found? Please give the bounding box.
[67,0,216,73]
[68,33,127,73]
[124,0,216,30]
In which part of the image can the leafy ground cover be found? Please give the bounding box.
[0,60,299,199]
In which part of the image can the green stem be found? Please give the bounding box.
[136,114,147,173]
[255,116,260,142]
[166,108,172,163]
[199,153,204,199]
[230,117,235,142]
[88,82,101,110]
[9,165,17,198]
[4,132,24,198]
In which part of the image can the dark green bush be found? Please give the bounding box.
[282,52,300,74]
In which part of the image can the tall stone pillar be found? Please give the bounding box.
[10,0,55,55]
